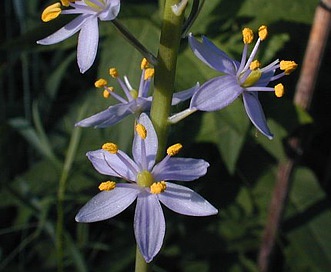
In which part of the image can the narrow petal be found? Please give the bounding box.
[37,14,89,45]
[77,16,99,73]
[87,149,139,181]
[75,103,133,128]
[133,113,158,171]
[153,158,209,181]
[158,183,218,216]
[190,75,243,111]
[243,92,273,139]
[75,183,140,222]
[171,83,199,105]
[134,191,165,263]
[188,34,238,75]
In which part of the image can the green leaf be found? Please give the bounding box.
[9,117,60,166]
[253,119,288,161]
[284,167,331,271]
[196,99,250,174]
[238,0,316,25]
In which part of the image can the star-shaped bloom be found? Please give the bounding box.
[37,0,121,73]
[75,59,199,128]
[75,113,218,262]
[172,26,297,139]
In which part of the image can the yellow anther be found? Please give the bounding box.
[94,78,108,88]
[242,28,254,44]
[150,181,166,194]
[274,83,285,98]
[102,142,118,154]
[141,58,149,70]
[167,143,183,156]
[250,60,261,70]
[136,124,147,139]
[103,87,113,98]
[103,90,110,98]
[280,60,298,75]
[60,0,76,7]
[258,25,268,41]
[144,68,155,80]
[98,181,116,191]
[41,3,62,22]
[109,68,119,78]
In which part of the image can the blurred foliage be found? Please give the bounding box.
[1,0,331,271]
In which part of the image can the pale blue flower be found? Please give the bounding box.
[37,0,121,73]
[75,113,217,262]
[171,26,297,139]
[75,63,199,128]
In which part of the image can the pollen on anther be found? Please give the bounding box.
[41,3,62,22]
[141,58,149,70]
[102,142,118,154]
[109,68,119,78]
[94,78,107,88]
[103,90,110,98]
[274,83,285,98]
[242,28,254,44]
[150,181,166,194]
[144,68,155,80]
[250,60,261,70]
[167,143,183,156]
[136,124,147,139]
[258,25,268,41]
[98,181,116,191]
[60,0,76,7]
[280,60,298,75]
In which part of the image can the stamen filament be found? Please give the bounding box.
[242,38,262,73]
[105,87,128,104]
[237,44,249,76]
[270,72,286,82]
[168,108,197,124]
[117,77,134,102]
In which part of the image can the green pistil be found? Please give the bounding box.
[137,170,154,187]
[85,0,104,11]
[241,69,262,88]
[130,89,139,99]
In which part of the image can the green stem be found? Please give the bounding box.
[150,0,185,160]
[134,1,185,271]
[56,104,87,272]
[135,246,152,272]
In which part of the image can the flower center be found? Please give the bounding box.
[240,69,262,88]
[130,89,139,99]
[85,0,106,11]
[137,170,155,188]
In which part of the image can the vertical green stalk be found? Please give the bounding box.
[150,0,185,160]
[135,0,185,271]
[56,104,87,272]
[135,245,152,272]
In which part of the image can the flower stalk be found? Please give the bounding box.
[56,103,87,272]
[135,0,186,270]
[150,0,186,161]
